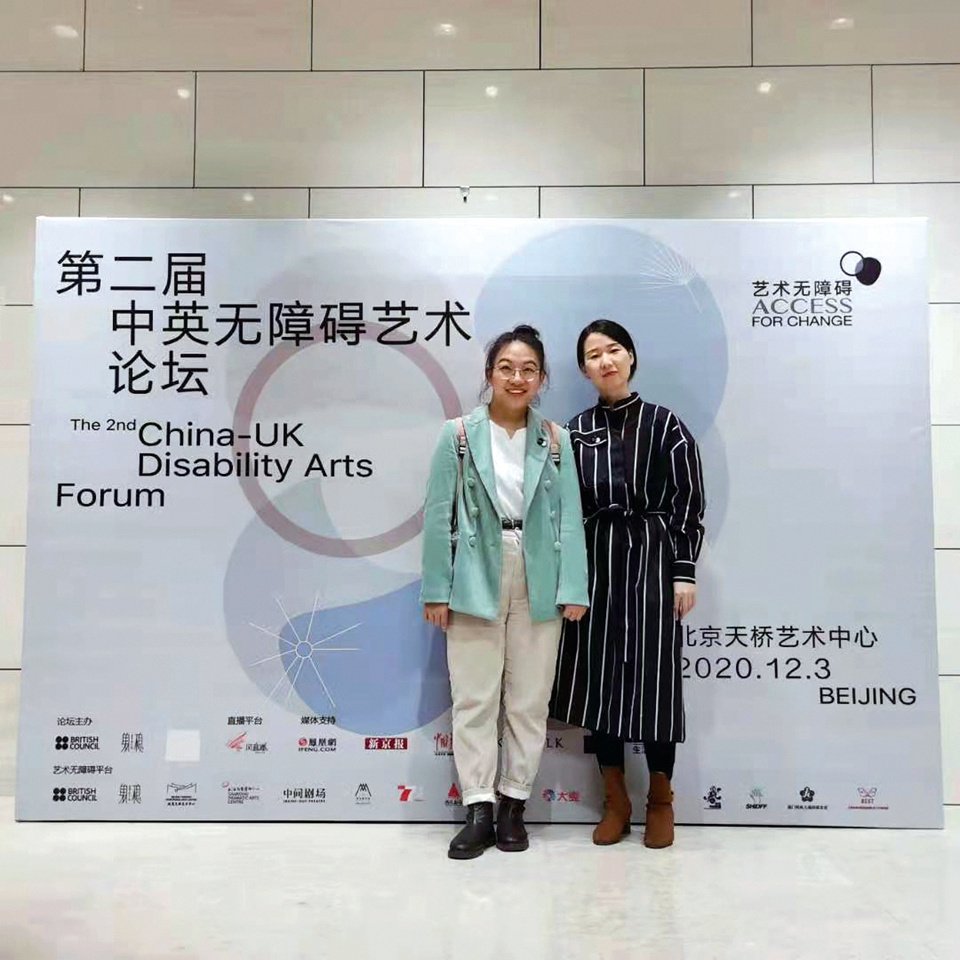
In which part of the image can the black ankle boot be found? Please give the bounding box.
[448,802,496,860]
[496,796,529,852]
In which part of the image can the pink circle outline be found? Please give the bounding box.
[232,324,463,557]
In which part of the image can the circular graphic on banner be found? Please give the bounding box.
[232,324,462,557]
[223,486,452,734]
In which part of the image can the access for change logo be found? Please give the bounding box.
[840,251,882,286]
[750,250,883,331]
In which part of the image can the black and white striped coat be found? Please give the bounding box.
[549,393,706,743]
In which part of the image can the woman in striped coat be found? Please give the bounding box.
[550,319,706,849]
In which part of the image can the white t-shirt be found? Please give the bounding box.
[489,422,525,521]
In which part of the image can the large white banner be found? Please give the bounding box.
[17,218,942,826]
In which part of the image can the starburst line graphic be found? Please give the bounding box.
[249,593,361,708]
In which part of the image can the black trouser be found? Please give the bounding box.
[591,730,676,779]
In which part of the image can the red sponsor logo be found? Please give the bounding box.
[365,737,408,751]
[445,783,462,807]
[541,789,581,803]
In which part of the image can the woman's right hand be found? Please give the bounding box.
[424,603,450,632]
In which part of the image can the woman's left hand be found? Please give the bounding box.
[562,604,588,622]
[673,582,697,620]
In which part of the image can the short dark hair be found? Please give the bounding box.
[576,319,637,379]
[483,324,549,384]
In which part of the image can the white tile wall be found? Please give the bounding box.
[425,70,644,186]
[542,0,750,68]
[754,184,960,303]
[0,307,32,425]
[308,188,538,218]
[0,672,18,796]
[874,66,960,183]
[313,0,538,70]
[540,186,752,219]
[933,427,960,549]
[80,189,309,219]
[0,427,28,546]
[0,0,83,71]
[0,190,78,305]
[646,67,871,184]
[85,0,310,71]
[196,72,423,187]
[754,0,960,66]
[0,1,958,807]
[942,678,960,803]
[931,305,960,425]
[645,67,873,185]
[0,73,195,187]
[936,550,960,675]
[0,548,24,669]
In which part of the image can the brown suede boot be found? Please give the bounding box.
[592,766,632,845]
[643,772,675,848]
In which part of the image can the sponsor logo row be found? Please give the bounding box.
[52,781,468,808]
[53,731,599,757]
[703,785,890,812]
[50,781,892,814]
[51,732,457,756]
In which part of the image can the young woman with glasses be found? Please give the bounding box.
[421,324,589,859]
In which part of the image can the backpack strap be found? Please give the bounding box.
[544,420,561,465]
[454,417,467,459]
[450,417,466,546]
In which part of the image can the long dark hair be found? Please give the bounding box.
[480,324,549,401]
[576,319,637,379]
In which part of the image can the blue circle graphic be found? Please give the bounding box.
[223,483,451,735]
[474,224,728,440]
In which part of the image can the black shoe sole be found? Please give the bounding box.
[448,837,496,860]
[496,838,529,852]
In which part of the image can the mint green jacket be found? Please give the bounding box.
[420,404,589,622]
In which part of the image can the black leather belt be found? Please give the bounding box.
[501,518,523,530]
[585,505,667,523]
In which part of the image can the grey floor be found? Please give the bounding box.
[1,799,957,960]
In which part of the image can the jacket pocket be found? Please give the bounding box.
[570,428,608,450]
